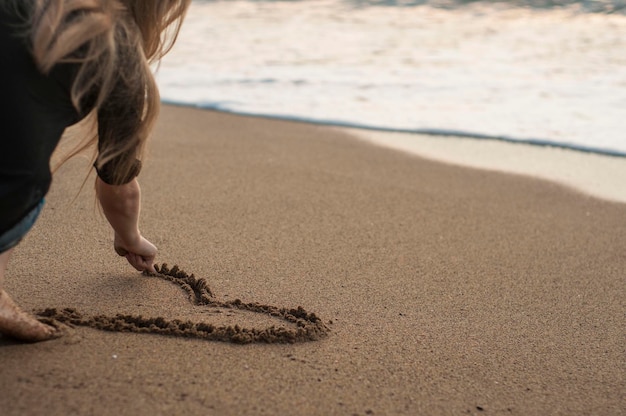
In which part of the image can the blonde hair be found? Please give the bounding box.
[5,0,190,184]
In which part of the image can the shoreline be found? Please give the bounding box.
[346,128,626,205]
[163,102,626,205]
[161,100,626,158]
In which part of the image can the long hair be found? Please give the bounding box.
[5,0,190,184]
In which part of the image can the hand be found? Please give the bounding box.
[114,233,157,273]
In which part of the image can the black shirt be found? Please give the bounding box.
[0,6,141,234]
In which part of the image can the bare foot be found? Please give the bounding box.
[0,290,58,342]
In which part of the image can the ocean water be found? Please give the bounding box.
[157,0,626,156]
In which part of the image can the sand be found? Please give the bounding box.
[0,105,624,415]
[349,128,626,204]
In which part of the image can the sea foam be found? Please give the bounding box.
[158,0,626,156]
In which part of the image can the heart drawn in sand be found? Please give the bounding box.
[36,264,329,344]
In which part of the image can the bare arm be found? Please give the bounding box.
[95,177,157,273]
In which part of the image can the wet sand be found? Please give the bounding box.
[0,105,624,415]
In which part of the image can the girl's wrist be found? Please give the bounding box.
[114,229,141,248]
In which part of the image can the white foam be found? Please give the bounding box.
[159,1,626,155]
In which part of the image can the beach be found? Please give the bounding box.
[0,105,624,415]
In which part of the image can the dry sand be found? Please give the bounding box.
[0,105,624,415]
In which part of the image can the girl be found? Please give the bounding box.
[0,0,191,342]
